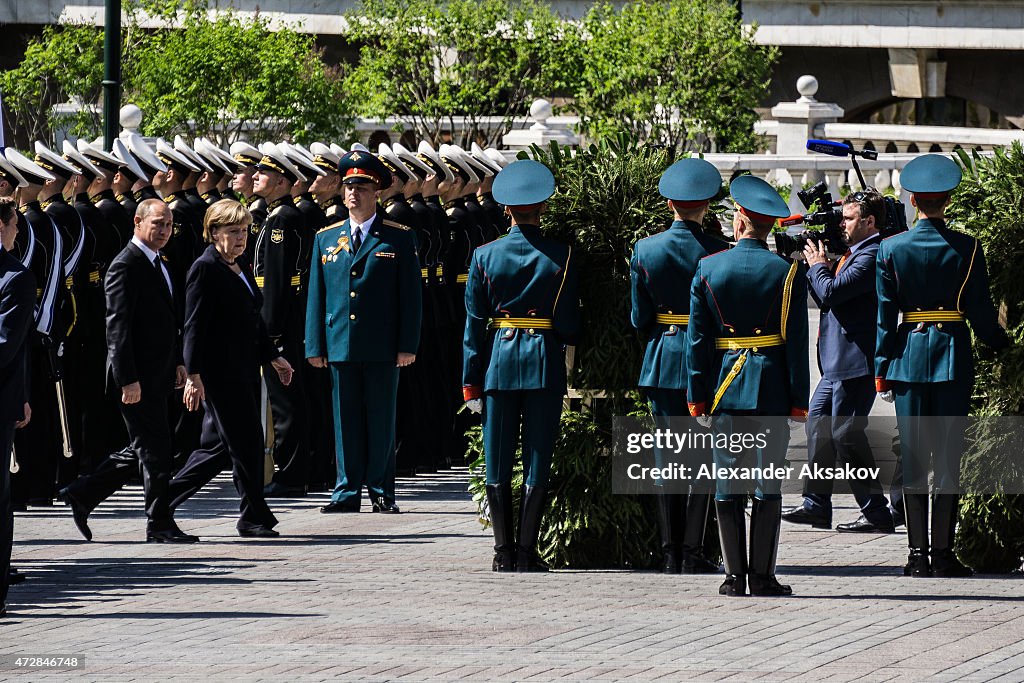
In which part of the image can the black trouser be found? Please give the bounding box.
[120,387,175,524]
[304,364,336,488]
[168,376,276,530]
[11,344,62,504]
[267,338,309,488]
[1,422,14,606]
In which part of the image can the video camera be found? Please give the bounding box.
[772,139,908,260]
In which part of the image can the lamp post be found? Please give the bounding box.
[102,0,122,151]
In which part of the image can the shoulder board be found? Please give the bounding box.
[381,219,411,231]
[319,220,346,234]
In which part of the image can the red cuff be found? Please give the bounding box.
[875,377,893,393]
[463,385,482,401]
[790,407,808,420]
[688,402,706,417]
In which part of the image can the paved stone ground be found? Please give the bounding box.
[3,470,1024,682]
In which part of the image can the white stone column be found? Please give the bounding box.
[502,99,578,150]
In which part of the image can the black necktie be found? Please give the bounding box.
[153,254,162,270]
[351,226,362,253]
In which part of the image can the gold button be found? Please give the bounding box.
[754,328,762,335]
[668,325,677,333]
[916,307,921,311]
[351,270,357,276]
[938,306,944,310]
[350,291,356,298]
[528,328,535,334]
[350,314,356,320]
[504,313,510,318]
[937,323,943,329]
[504,330,513,339]
[752,347,759,353]
[529,311,535,317]
[667,310,673,315]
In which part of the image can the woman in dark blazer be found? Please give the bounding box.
[168,199,293,537]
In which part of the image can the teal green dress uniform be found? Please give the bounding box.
[875,153,1009,578]
[630,157,727,575]
[306,151,422,513]
[685,174,808,597]
[463,160,580,572]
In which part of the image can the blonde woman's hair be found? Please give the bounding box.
[203,199,253,242]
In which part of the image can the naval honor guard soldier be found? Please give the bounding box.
[463,160,580,572]
[630,158,727,574]
[875,154,1009,578]
[686,175,809,596]
[307,150,422,514]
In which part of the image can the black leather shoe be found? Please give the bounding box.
[59,487,93,542]
[147,522,199,543]
[719,574,746,596]
[263,482,307,498]
[238,526,280,538]
[372,497,401,514]
[932,549,973,578]
[320,501,360,514]
[749,574,793,596]
[836,515,896,534]
[682,553,721,574]
[780,506,831,529]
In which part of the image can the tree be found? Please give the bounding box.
[343,0,580,145]
[0,0,353,148]
[574,0,777,153]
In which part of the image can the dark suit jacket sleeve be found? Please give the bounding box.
[260,220,296,344]
[0,269,36,369]
[182,261,208,376]
[304,235,326,359]
[806,247,877,308]
[397,230,422,355]
[462,249,488,395]
[105,257,140,387]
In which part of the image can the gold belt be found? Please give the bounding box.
[714,334,785,350]
[656,314,689,326]
[488,317,554,330]
[456,273,468,284]
[421,267,429,279]
[902,310,965,323]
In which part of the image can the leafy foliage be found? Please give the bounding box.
[574,0,777,153]
[1,0,352,147]
[343,0,579,146]
[947,142,1024,572]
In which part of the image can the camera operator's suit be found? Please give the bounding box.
[784,233,897,531]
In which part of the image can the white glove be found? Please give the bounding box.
[466,398,483,414]
[695,415,712,428]
[788,418,801,429]
[879,390,894,404]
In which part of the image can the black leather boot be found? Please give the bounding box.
[903,493,931,577]
[931,494,973,578]
[485,483,515,572]
[656,494,681,573]
[516,485,549,573]
[681,493,720,574]
[714,498,747,596]
[748,498,792,596]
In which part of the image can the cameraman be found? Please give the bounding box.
[782,189,898,533]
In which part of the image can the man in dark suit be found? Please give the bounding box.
[782,189,897,532]
[59,198,196,543]
[0,196,37,616]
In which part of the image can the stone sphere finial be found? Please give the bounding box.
[120,104,143,131]
[529,99,553,129]
[796,75,819,103]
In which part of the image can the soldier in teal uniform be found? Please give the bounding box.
[306,150,422,514]
[875,154,1009,578]
[463,160,579,573]
[630,157,727,574]
[686,175,809,596]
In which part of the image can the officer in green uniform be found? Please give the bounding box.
[463,160,580,572]
[631,158,727,574]
[875,154,1009,578]
[307,150,422,514]
[686,175,809,596]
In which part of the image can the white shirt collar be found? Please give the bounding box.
[351,213,377,237]
[131,235,160,262]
